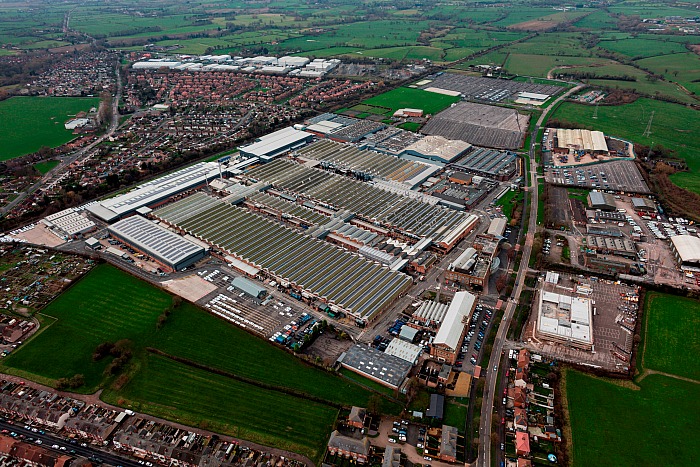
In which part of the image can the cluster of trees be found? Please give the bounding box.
[54,374,84,390]
[651,162,700,223]
[157,296,182,329]
[93,339,133,376]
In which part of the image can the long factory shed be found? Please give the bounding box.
[154,193,413,321]
[245,159,478,250]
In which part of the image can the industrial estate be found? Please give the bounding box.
[0,1,698,467]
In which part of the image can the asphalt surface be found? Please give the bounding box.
[478,84,584,467]
[0,420,141,467]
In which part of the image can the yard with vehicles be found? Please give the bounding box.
[549,98,700,196]
[0,96,100,161]
[2,263,401,460]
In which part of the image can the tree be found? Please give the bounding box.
[367,394,382,415]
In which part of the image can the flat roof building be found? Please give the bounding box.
[42,209,96,238]
[108,215,206,271]
[671,235,700,271]
[445,247,492,290]
[431,291,476,363]
[384,338,423,364]
[556,129,608,154]
[238,126,314,161]
[400,136,472,164]
[536,275,593,350]
[337,344,412,389]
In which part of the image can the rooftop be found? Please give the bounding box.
[433,291,476,351]
[338,344,412,388]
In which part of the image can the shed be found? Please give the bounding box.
[85,238,100,249]
[399,325,419,343]
[426,393,444,419]
[230,277,267,299]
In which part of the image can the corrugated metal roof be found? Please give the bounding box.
[433,291,476,351]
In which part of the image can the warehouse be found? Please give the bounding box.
[536,288,593,351]
[337,344,412,389]
[384,338,423,364]
[107,215,206,271]
[631,197,657,213]
[230,276,267,299]
[587,191,616,211]
[431,291,477,364]
[400,136,472,164]
[87,162,226,222]
[670,235,700,271]
[554,129,608,155]
[42,209,96,238]
[132,60,182,70]
[487,217,507,237]
[585,236,637,260]
[154,193,413,321]
[412,301,449,330]
[450,146,518,181]
[238,126,314,161]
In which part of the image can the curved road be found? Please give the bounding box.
[478,84,583,467]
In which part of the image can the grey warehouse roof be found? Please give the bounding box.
[108,215,204,266]
[239,126,313,160]
[338,344,412,388]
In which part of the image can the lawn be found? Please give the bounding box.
[565,371,698,466]
[360,87,459,116]
[33,160,59,175]
[549,99,700,195]
[642,292,700,380]
[0,96,100,161]
[101,354,337,461]
[567,188,589,203]
[442,401,468,431]
[495,188,523,220]
[635,52,700,96]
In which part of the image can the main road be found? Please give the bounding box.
[478,84,583,467]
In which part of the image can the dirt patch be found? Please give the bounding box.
[162,275,218,302]
[12,224,65,247]
[509,20,559,31]
[691,44,700,56]
[49,43,91,54]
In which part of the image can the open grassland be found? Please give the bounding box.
[642,293,700,380]
[359,87,459,116]
[506,10,590,31]
[442,401,468,431]
[494,8,565,27]
[504,54,615,78]
[102,354,337,461]
[598,37,688,58]
[0,96,100,161]
[426,6,507,24]
[608,4,700,19]
[3,264,171,389]
[351,46,445,62]
[573,9,616,29]
[507,33,591,57]
[550,99,700,194]
[33,160,59,175]
[565,371,698,466]
[635,52,700,95]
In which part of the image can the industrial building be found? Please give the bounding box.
[246,159,478,251]
[450,146,518,181]
[535,273,593,350]
[411,301,449,330]
[107,215,206,271]
[554,129,608,155]
[238,126,314,161]
[384,338,423,364]
[132,60,182,70]
[587,191,617,211]
[670,235,700,271]
[87,162,228,222]
[445,247,492,290]
[360,127,423,156]
[337,344,412,389]
[585,236,637,260]
[400,136,472,165]
[154,193,412,321]
[487,217,508,237]
[230,276,267,299]
[431,291,477,364]
[42,209,96,238]
[631,197,657,213]
[304,114,385,142]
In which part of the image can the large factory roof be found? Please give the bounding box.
[296,139,440,188]
[451,147,517,178]
[401,136,472,164]
[338,344,412,389]
[246,159,475,245]
[433,291,476,351]
[671,235,700,265]
[384,339,423,364]
[487,217,508,237]
[238,126,313,161]
[537,291,592,346]
[556,129,608,153]
[108,215,205,266]
[414,300,449,325]
[87,162,223,222]
[154,193,412,320]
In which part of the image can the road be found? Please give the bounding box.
[1,64,122,217]
[478,83,583,467]
[0,420,141,467]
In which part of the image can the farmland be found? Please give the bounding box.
[641,292,700,381]
[3,263,400,460]
[355,87,459,117]
[549,99,700,195]
[0,96,100,161]
[597,37,689,59]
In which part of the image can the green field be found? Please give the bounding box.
[33,160,59,175]
[3,263,400,460]
[598,37,688,59]
[635,52,700,96]
[565,371,698,466]
[495,188,523,220]
[503,54,615,78]
[0,96,100,161]
[360,87,459,116]
[442,400,468,431]
[642,292,700,381]
[549,99,700,195]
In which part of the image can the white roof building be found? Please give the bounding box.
[537,290,593,349]
[433,291,476,352]
[238,126,314,161]
[671,235,700,268]
[384,338,423,364]
[487,217,507,237]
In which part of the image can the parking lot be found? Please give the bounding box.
[544,160,650,194]
[458,303,495,373]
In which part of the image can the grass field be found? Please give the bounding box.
[3,263,400,459]
[503,54,615,78]
[0,96,100,161]
[567,188,589,203]
[442,400,468,431]
[642,292,700,380]
[635,52,700,96]
[549,99,700,195]
[565,370,698,466]
[101,354,337,460]
[360,87,459,116]
[495,188,523,219]
[33,160,59,175]
[598,37,688,58]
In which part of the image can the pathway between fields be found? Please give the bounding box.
[635,368,700,385]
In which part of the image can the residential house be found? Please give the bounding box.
[514,407,528,431]
[512,387,527,408]
[514,366,528,388]
[347,407,366,429]
[517,349,530,370]
[517,459,532,467]
[439,425,458,463]
[516,431,530,457]
[327,431,371,463]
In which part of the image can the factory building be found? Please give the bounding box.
[631,197,657,214]
[337,344,412,389]
[487,217,507,238]
[670,235,700,272]
[431,291,477,364]
[445,247,491,290]
[400,136,472,164]
[107,215,206,271]
[230,276,267,299]
[41,209,96,239]
[535,273,593,350]
[449,147,518,181]
[384,338,423,365]
[132,60,182,70]
[587,191,616,212]
[554,129,608,155]
[411,301,449,330]
[238,126,314,162]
